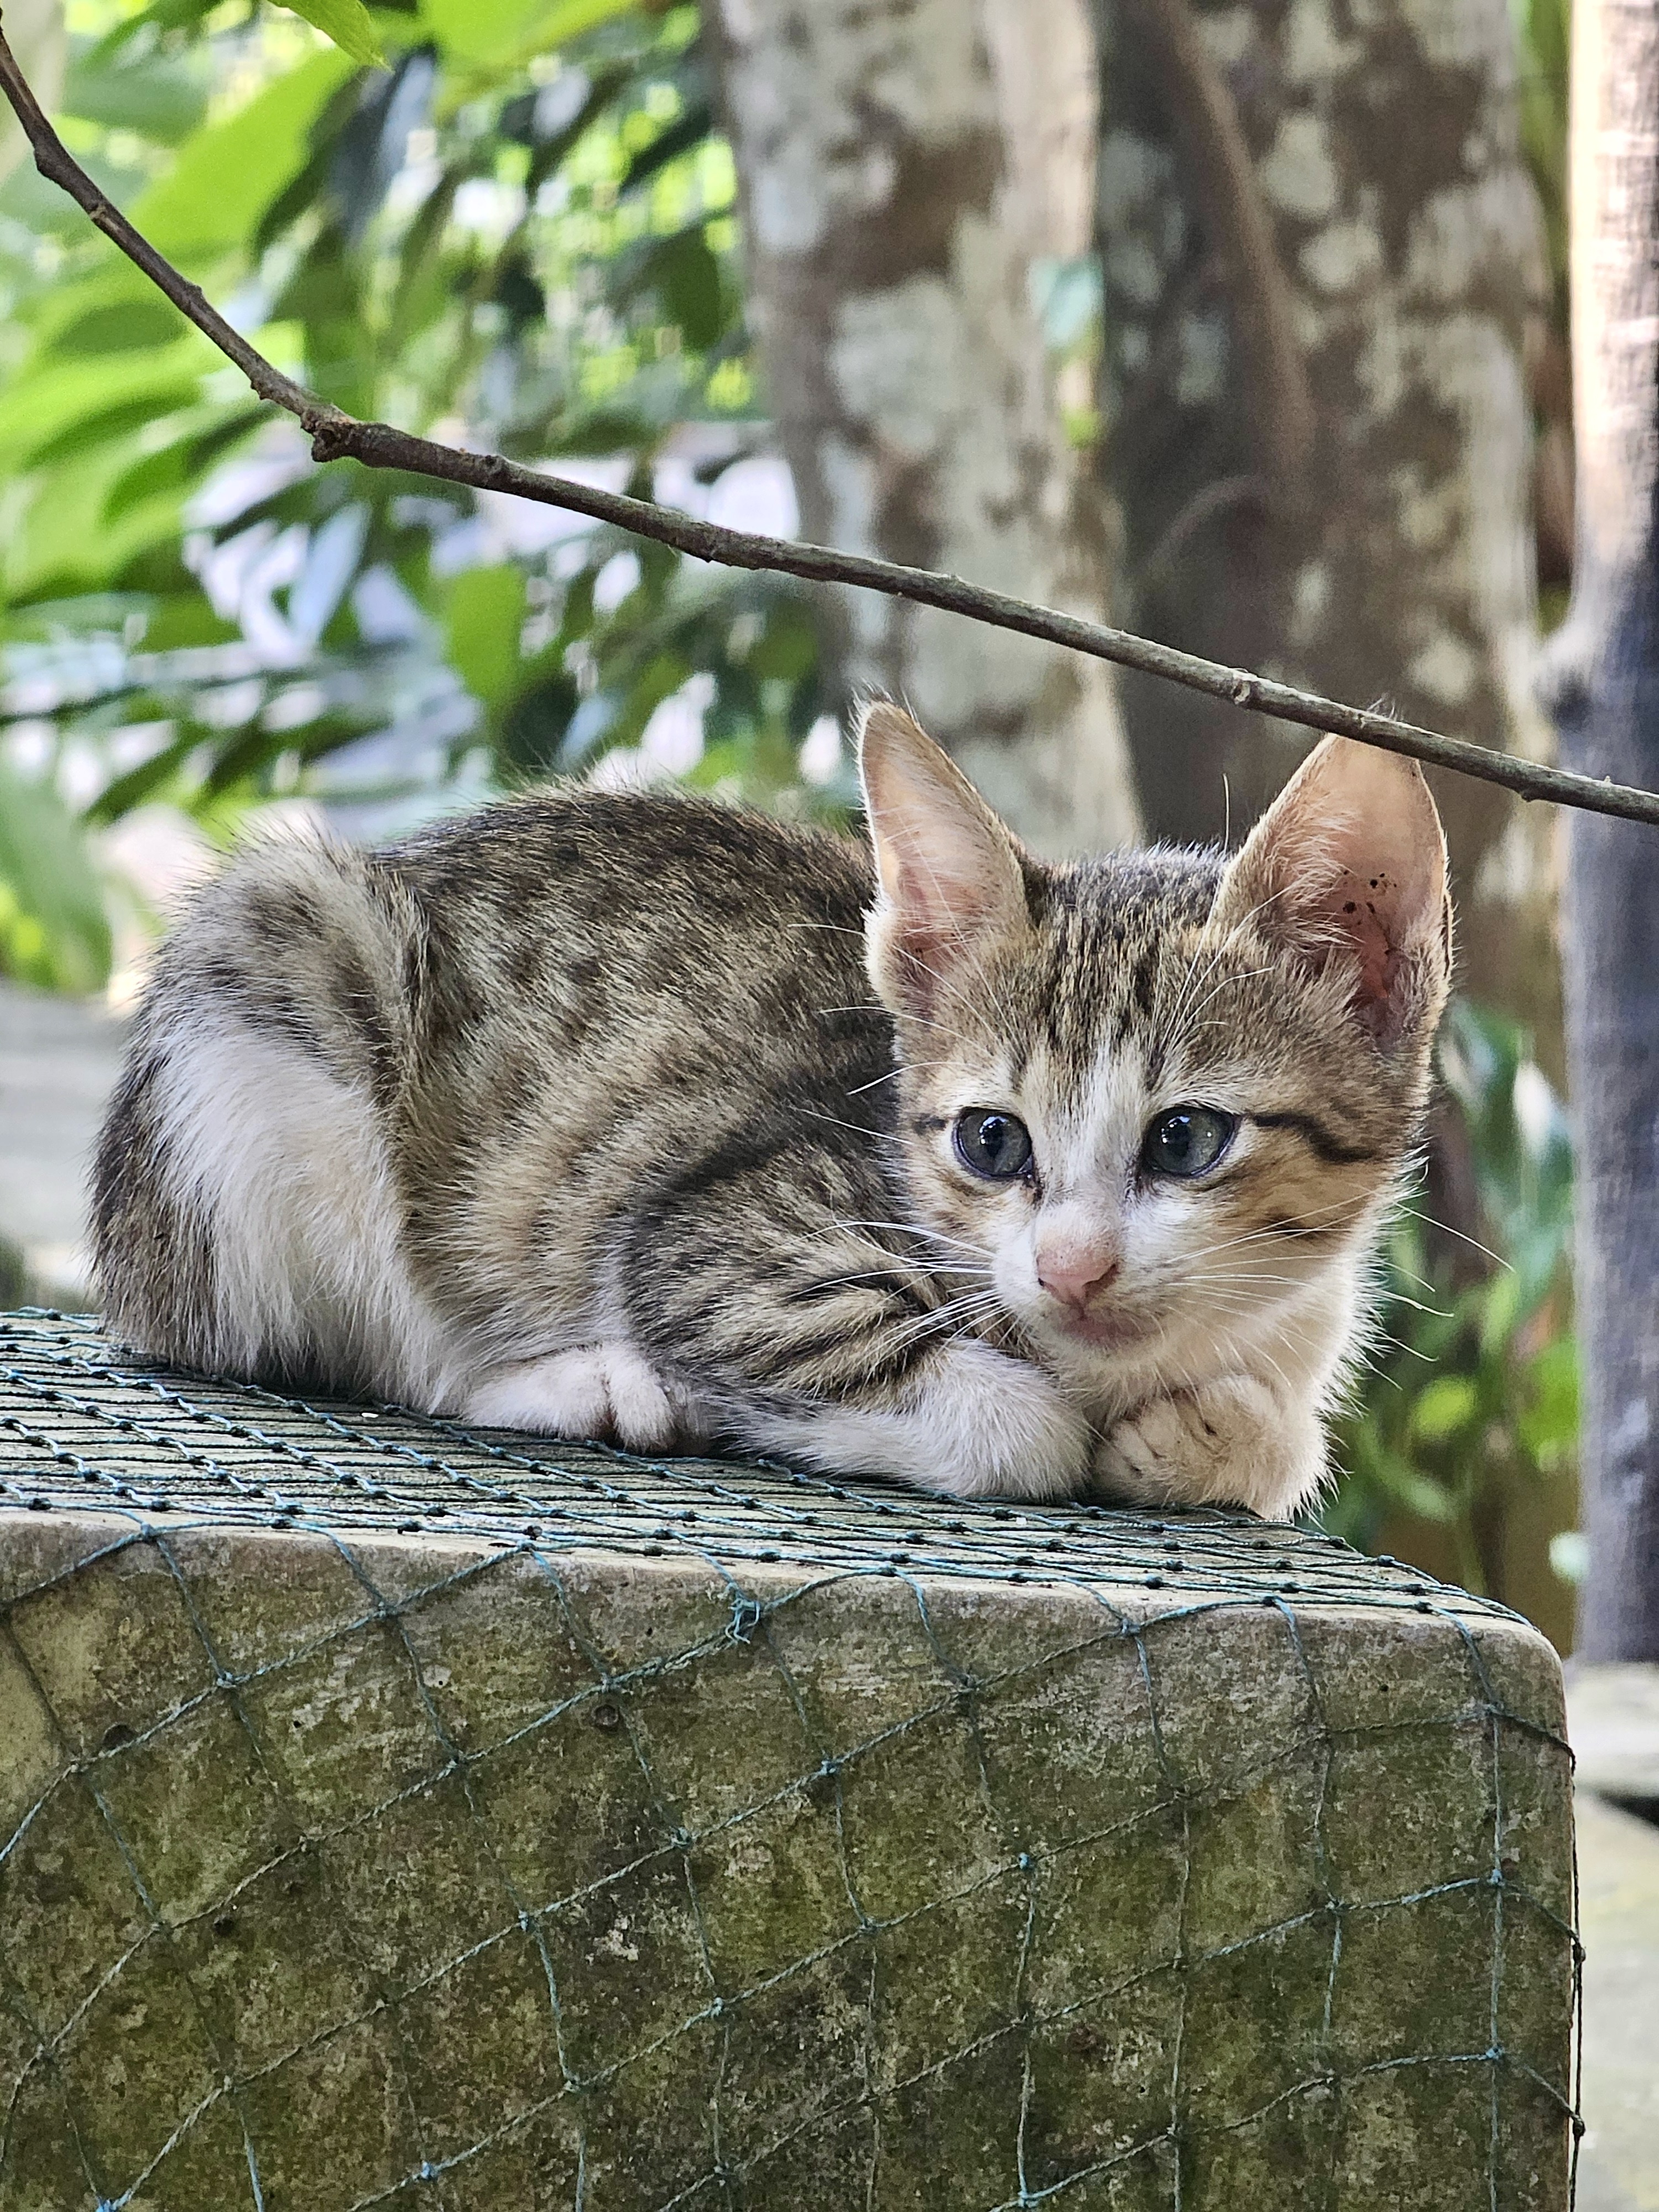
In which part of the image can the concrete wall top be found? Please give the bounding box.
[0,1312,1577,2210]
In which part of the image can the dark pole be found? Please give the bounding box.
[1546,0,1659,1656]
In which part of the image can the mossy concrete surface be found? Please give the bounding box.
[0,1315,1574,2211]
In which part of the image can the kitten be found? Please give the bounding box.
[92,703,1449,1518]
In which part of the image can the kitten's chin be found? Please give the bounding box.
[1025,1305,1159,1373]
[1054,1308,1153,1354]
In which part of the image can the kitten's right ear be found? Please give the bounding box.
[1213,735,1452,1048]
[858,701,1030,1022]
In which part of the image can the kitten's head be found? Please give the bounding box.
[858,702,1452,1404]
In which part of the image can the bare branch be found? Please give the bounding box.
[2,20,1657,830]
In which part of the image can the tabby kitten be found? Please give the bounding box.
[92,704,1450,1517]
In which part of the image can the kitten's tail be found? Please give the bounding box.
[91,830,436,1396]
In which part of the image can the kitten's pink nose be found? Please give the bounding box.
[1036,1245,1121,1313]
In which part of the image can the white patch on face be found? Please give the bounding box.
[941,1029,1374,1418]
[987,1035,1150,1338]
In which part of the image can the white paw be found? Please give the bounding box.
[1092,1375,1323,1517]
[744,1339,1091,1501]
[919,1340,1093,1500]
[461,1342,682,1452]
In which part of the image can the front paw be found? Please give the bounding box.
[461,1342,690,1452]
[741,1338,1091,1501]
[1092,1376,1323,1517]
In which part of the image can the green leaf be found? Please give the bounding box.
[3,429,207,598]
[1477,1266,1523,1360]
[1408,1374,1480,1446]
[49,299,187,358]
[86,731,202,826]
[276,1,388,68]
[618,103,713,198]
[133,47,356,264]
[30,393,201,470]
[1367,1446,1458,1523]
[646,228,724,351]
[102,406,265,525]
[446,564,528,706]
[61,43,210,145]
[0,341,207,468]
[420,0,635,66]
[93,0,220,48]
[532,0,645,49]
[747,601,819,684]
[1516,1334,1580,1467]
[138,594,242,652]
[0,765,112,997]
[500,670,581,773]
[420,0,531,63]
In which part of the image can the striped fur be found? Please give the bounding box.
[92,706,1449,1514]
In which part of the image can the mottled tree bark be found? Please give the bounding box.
[712,0,1141,854]
[1545,0,1659,1658]
[1095,0,1556,1034]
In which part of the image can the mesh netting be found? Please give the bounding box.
[0,1311,1579,2210]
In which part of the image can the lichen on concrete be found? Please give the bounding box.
[0,1316,1575,2209]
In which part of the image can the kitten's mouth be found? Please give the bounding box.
[1053,1306,1152,1353]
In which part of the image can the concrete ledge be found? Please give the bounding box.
[1568,1665,1659,1804]
[1572,1790,1659,2211]
[0,1315,1577,2209]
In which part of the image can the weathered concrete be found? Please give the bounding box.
[0,1314,1576,2209]
[1568,1667,1659,2212]
[1569,1665,1659,1803]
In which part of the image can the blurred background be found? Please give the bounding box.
[1,0,1656,2193]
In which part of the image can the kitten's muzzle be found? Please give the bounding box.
[1035,1243,1122,1316]
[1032,1240,1155,1353]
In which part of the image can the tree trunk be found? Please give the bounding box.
[1545,0,1659,1658]
[1094,0,1557,1042]
[711,0,1141,854]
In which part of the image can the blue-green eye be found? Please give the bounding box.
[1141,1106,1237,1179]
[954,1109,1034,1181]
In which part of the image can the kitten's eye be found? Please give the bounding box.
[1141,1106,1237,1180]
[953,1109,1034,1182]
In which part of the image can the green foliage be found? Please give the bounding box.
[1512,0,1571,316]
[277,2,387,70]
[1326,1001,1577,1596]
[0,0,831,991]
[0,760,112,993]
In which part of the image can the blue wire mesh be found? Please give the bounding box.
[0,1311,1581,2210]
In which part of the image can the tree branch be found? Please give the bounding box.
[2,21,1657,830]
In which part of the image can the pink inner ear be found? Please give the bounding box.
[1314,864,1415,1037]
[1225,738,1447,1047]
[889,838,986,958]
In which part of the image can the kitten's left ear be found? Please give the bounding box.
[858,701,1031,1021]
[1214,737,1451,1048]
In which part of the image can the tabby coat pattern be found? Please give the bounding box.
[93,706,1451,1515]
